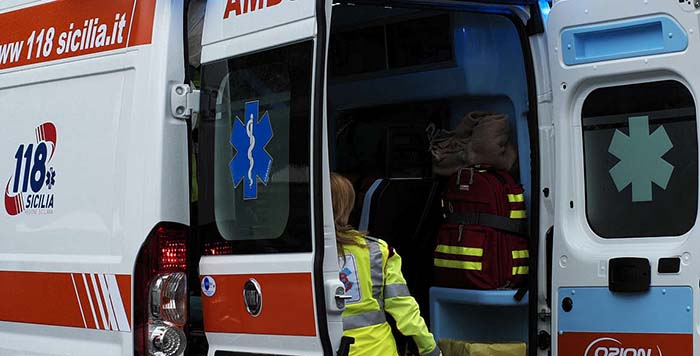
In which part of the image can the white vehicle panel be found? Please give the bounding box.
[549,1,700,287]
[201,16,316,64]
[199,253,314,275]
[548,0,700,354]
[0,68,131,257]
[205,332,323,356]
[202,0,315,47]
[198,1,345,354]
[0,0,188,354]
[0,322,125,356]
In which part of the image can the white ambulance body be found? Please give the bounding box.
[1,0,699,355]
[0,0,190,355]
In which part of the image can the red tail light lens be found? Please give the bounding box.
[203,241,234,256]
[134,223,189,356]
[157,227,187,271]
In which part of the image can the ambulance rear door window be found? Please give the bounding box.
[581,80,698,238]
[198,41,313,254]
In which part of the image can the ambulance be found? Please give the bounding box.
[1,0,698,355]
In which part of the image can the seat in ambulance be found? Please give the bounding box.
[354,125,443,311]
[359,178,436,249]
[355,125,437,251]
[358,175,440,312]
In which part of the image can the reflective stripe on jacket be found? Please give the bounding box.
[339,230,440,356]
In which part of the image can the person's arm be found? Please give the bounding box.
[383,247,441,356]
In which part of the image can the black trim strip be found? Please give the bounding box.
[181,2,208,353]
[313,1,333,355]
[183,0,192,84]
[525,1,545,35]
[507,12,542,356]
[582,115,696,131]
[545,227,553,308]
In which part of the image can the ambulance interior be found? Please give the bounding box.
[327,4,536,351]
[190,2,539,354]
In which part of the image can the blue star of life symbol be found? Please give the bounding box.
[608,115,674,202]
[230,101,274,200]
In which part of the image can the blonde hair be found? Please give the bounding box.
[330,173,364,255]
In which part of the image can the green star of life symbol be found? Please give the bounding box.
[608,115,674,202]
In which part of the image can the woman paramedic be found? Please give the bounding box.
[331,173,442,356]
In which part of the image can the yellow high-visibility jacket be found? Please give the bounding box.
[338,230,441,356]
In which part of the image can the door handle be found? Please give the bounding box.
[609,257,650,292]
[334,287,351,308]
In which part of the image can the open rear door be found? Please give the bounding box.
[196,0,343,355]
[548,1,699,355]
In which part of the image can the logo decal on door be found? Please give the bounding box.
[230,100,273,200]
[223,0,283,19]
[584,337,662,356]
[201,276,217,297]
[243,278,263,317]
[5,122,57,216]
[338,254,361,304]
[608,115,673,202]
[559,332,691,356]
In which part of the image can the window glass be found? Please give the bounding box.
[386,14,452,69]
[328,14,453,78]
[582,80,698,238]
[198,41,313,253]
[329,26,386,77]
[334,99,448,179]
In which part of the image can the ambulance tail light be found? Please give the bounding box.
[134,223,189,356]
[203,241,234,255]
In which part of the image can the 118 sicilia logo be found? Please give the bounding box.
[4,122,57,216]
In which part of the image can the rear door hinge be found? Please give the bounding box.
[171,84,200,121]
